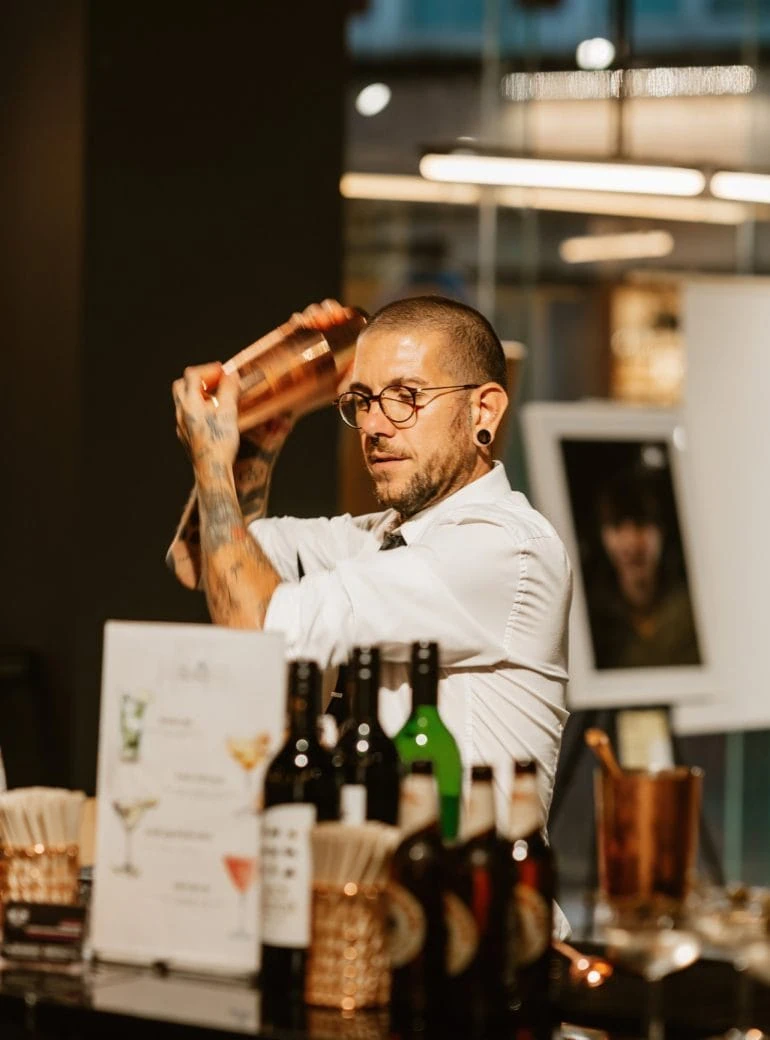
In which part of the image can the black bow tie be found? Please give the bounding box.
[380,530,406,551]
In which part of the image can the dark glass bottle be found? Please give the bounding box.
[394,641,462,840]
[389,760,449,1039]
[333,646,400,825]
[447,764,511,1039]
[260,660,339,1028]
[505,760,556,1035]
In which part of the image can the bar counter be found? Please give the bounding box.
[1,945,769,1040]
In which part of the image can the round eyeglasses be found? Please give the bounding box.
[335,383,480,429]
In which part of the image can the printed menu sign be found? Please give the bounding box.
[91,621,286,975]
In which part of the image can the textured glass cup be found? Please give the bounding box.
[305,883,390,1010]
[1,844,80,905]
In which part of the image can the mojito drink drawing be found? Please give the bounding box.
[120,690,152,762]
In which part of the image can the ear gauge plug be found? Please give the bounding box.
[476,429,492,446]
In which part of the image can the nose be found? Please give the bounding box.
[358,399,396,437]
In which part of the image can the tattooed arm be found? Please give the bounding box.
[172,298,356,625]
[173,361,284,628]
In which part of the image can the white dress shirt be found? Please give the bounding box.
[251,463,572,832]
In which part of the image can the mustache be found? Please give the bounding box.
[364,436,408,462]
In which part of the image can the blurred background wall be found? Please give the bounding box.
[0,0,348,792]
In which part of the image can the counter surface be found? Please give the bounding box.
[0,944,768,1039]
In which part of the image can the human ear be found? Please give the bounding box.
[472,383,508,446]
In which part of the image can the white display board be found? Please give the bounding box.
[673,278,770,734]
[522,401,716,709]
[92,622,286,975]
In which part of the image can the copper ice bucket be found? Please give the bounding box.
[595,766,703,904]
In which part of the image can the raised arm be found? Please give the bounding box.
[173,362,284,627]
[171,299,357,626]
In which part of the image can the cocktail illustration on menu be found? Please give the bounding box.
[112,795,159,877]
[119,689,153,762]
[226,733,272,811]
[223,854,258,939]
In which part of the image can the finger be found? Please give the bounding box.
[213,370,240,410]
[182,361,225,394]
[320,298,352,321]
[294,301,349,332]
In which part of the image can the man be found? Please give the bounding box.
[172,295,572,832]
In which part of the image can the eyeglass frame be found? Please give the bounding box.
[334,383,481,429]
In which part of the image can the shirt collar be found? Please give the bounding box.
[397,461,513,545]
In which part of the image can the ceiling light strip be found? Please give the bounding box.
[711,171,770,205]
[340,173,748,225]
[559,230,675,263]
[419,154,707,197]
[500,65,756,103]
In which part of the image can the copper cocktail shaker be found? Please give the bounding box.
[167,310,367,589]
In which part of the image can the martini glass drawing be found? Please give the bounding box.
[112,797,158,876]
[223,854,258,939]
[119,690,153,763]
[226,733,271,811]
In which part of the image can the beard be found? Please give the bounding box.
[368,421,475,520]
[373,466,445,519]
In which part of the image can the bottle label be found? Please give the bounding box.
[261,803,316,947]
[508,777,543,841]
[461,783,496,841]
[444,892,479,976]
[386,881,426,968]
[514,883,551,966]
[340,784,367,824]
[398,774,439,837]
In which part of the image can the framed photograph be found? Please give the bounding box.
[521,401,715,709]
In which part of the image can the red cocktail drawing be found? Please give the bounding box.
[223,854,258,939]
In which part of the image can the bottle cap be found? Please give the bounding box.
[471,764,494,782]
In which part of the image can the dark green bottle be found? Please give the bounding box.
[394,641,462,840]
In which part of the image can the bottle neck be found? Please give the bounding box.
[461,781,497,841]
[288,693,318,740]
[398,774,440,837]
[507,774,543,840]
[412,676,438,708]
[353,677,380,724]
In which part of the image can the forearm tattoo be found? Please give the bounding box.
[197,472,280,628]
[233,441,280,523]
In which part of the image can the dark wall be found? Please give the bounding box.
[0,1,348,791]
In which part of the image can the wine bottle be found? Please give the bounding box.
[505,760,556,1030]
[260,660,339,1028]
[446,764,511,1039]
[394,641,462,839]
[389,760,448,1038]
[334,646,401,825]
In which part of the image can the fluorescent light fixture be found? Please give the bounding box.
[420,153,707,197]
[500,65,756,102]
[340,172,480,205]
[355,82,392,117]
[340,173,749,224]
[497,187,745,224]
[711,170,770,204]
[576,38,615,71]
[559,230,675,264]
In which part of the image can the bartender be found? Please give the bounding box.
[172,295,572,860]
